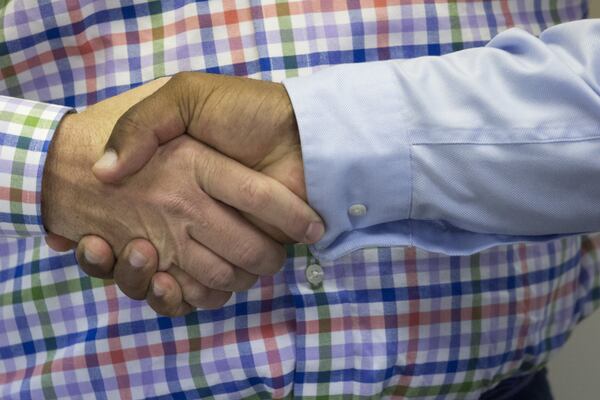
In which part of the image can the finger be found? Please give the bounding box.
[179,240,259,292]
[185,192,287,276]
[146,272,194,317]
[167,266,233,309]
[75,235,116,279]
[113,239,158,301]
[197,144,324,244]
[92,74,193,184]
[45,233,77,252]
[242,214,294,243]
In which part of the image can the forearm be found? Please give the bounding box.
[285,19,600,260]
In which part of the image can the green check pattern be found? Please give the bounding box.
[0,96,69,237]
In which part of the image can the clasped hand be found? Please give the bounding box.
[42,73,324,316]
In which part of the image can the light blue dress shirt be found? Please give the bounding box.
[284,19,600,261]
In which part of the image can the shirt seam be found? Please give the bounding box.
[408,143,415,247]
[411,135,600,146]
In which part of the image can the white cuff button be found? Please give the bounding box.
[348,204,367,217]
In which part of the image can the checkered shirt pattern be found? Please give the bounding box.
[1,1,599,399]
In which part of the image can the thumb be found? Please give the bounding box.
[92,77,189,183]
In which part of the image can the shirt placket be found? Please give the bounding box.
[285,246,361,399]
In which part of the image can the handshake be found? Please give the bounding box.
[42,73,325,316]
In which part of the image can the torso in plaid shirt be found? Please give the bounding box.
[0,1,599,399]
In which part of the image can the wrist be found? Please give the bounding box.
[41,112,106,239]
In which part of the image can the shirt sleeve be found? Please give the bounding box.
[0,96,71,238]
[283,19,600,261]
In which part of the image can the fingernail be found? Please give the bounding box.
[129,249,147,268]
[93,149,118,170]
[304,221,325,243]
[153,282,166,297]
[84,248,103,265]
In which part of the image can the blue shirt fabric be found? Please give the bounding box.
[285,19,600,261]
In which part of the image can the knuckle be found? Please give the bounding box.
[159,192,199,220]
[169,72,201,121]
[235,240,265,271]
[251,244,286,276]
[192,212,211,232]
[238,178,271,212]
[204,266,236,290]
[114,106,145,136]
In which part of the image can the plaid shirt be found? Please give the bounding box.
[0,1,599,399]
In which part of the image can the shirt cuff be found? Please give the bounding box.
[0,96,71,238]
[283,63,412,261]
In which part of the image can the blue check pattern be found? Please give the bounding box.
[0,1,598,399]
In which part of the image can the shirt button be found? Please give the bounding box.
[348,203,367,217]
[305,263,324,286]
